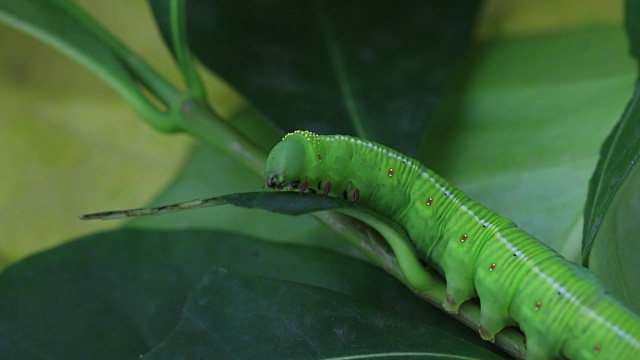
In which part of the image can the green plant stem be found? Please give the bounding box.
[170,0,206,100]
[53,1,186,131]
[174,99,267,173]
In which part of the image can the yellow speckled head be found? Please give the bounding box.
[265,131,318,189]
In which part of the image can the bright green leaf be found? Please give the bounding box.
[422,25,635,261]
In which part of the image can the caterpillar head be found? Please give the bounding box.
[265,131,318,190]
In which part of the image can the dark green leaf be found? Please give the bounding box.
[0,229,505,359]
[143,270,503,360]
[149,0,482,156]
[221,191,356,215]
[626,0,640,63]
[124,144,357,256]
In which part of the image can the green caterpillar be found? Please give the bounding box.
[265,130,640,360]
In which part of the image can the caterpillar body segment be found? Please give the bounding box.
[265,130,640,360]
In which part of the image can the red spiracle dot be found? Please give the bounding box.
[461,234,468,243]
[352,189,360,204]
[388,168,394,177]
[489,263,496,272]
[534,301,542,311]
[426,197,433,206]
[593,345,601,354]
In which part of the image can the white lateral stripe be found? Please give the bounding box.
[325,134,640,348]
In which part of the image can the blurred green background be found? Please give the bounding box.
[0,0,628,269]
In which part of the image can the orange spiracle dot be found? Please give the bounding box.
[388,168,394,177]
[489,263,496,272]
[593,345,601,354]
[534,301,542,311]
[461,234,468,242]
[426,197,433,206]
